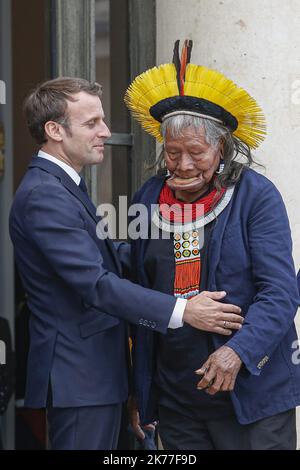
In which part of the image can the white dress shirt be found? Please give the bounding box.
[37,150,186,328]
[38,150,81,185]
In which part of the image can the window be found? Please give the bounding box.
[95,0,131,218]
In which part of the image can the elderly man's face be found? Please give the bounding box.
[164,126,221,201]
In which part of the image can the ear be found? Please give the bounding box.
[44,121,63,142]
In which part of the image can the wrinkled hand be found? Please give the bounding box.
[127,396,156,440]
[195,346,242,394]
[182,290,243,335]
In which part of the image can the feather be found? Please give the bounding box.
[124,44,266,148]
[124,63,178,142]
[185,64,266,148]
[172,40,181,94]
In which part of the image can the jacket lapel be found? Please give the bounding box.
[207,189,236,290]
[29,157,99,223]
[134,176,165,286]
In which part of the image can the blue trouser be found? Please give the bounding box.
[47,403,122,450]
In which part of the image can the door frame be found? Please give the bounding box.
[53,0,157,201]
[0,0,15,450]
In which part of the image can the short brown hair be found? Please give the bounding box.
[24,77,103,144]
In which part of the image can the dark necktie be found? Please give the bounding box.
[79,177,88,193]
[78,177,97,214]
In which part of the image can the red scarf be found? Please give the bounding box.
[158,182,226,299]
[158,183,226,223]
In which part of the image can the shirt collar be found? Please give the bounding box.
[37,150,81,186]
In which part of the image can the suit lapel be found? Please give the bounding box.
[29,157,98,223]
[28,157,122,274]
[62,174,101,223]
[207,190,236,290]
[135,177,165,284]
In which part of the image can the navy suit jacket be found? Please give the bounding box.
[131,168,300,425]
[9,157,176,408]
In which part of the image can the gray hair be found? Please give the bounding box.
[157,114,256,190]
[161,114,228,147]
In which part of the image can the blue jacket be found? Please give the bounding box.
[9,157,176,408]
[131,168,300,425]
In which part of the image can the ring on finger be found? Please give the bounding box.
[223,320,227,328]
[204,378,215,390]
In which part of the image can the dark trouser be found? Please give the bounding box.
[47,403,122,450]
[158,405,297,450]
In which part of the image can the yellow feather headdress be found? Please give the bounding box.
[124,40,266,149]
